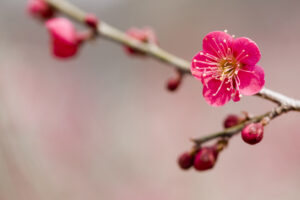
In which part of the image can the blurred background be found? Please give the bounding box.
[0,0,300,199]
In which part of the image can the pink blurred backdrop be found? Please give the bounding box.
[0,0,300,199]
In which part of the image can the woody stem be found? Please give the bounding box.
[44,0,300,109]
[42,0,300,146]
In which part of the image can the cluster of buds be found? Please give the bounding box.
[178,139,227,171]
[178,113,267,172]
[223,113,266,145]
[28,0,180,91]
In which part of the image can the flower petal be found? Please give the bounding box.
[237,65,265,95]
[46,18,79,58]
[233,37,261,66]
[202,31,233,58]
[232,89,241,102]
[191,51,217,82]
[46,18,78,45]
[202,78,232,107]
[52,38,78,58]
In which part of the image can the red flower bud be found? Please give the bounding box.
[241,123,264,145]
[27,0,54,19]
[223,114,240,128]
[193,147,218,171]
[166,70,183,92]
[124,27,158,55]
[46,18,87,59]
[85,14,99,29]
[178,152,194,170]
[167,78,182,92]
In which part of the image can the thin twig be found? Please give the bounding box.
[192,105,293,145]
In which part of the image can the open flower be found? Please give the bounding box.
[46,18,85,59]
[191,31,265,106]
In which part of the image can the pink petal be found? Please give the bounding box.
[46,18,78,45]
[233,37,261,66]
[202,78,232,107]
[52,38,78,58]
[232,89,240,102]
[237,65,265,95]
[46,18,79,58]
[191,51,216,82]
[202,31,233,58]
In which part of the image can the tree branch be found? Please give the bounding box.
[45,0,300,109]
[42,0,300,146]
[192,105,292,145]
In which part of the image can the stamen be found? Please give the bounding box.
[235,49,246,60]
[212,38,225,57]
[202,70,215,77]
[239,69,254,73]
[212,78,226,96]
[209,44,223,58]
[234,75,241,87]
[204,53,219,61]
[237,54,249,62]
[227,48,232,55]
[193,60,217,65]
[219,43,229,57]
[233,76,241,97]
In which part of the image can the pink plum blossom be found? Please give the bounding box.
[191,31,265,106]
[46,18,85,59]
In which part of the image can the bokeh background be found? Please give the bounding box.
[0,0,300,199]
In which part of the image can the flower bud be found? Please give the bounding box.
[124,27,157,55]
[46,18,85,59]
[167,78,181,91]
[85,14,99,29]
[241,123,264,145]
[193,147,218,171]
[27,0,54,19]
[223,114,240,128]
[178,152,194,170]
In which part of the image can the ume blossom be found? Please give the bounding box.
[191,31,265,106]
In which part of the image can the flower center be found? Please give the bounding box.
[218,57,240,81]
